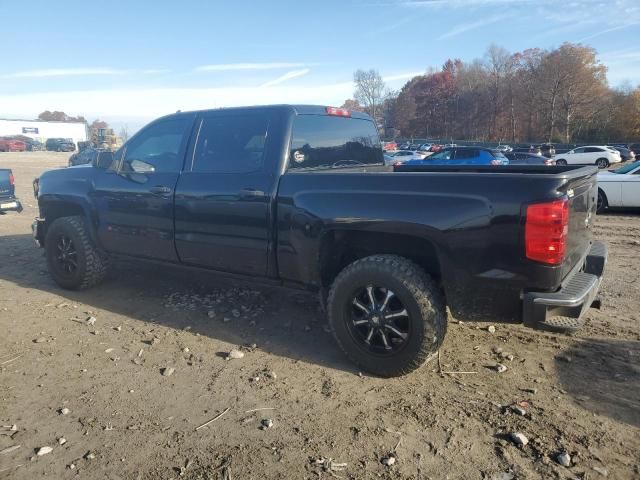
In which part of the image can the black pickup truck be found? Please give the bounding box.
[32,105,607,376]
[0,169,23,214]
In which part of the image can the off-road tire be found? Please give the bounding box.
[327,255,446,377]
[45,216,110,290]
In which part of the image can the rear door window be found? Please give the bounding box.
[453,149,479,160]
[289,115,382,169]
[192,113,269,173]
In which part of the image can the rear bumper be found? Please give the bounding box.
[0,198,23,213]
[523,241,607,331]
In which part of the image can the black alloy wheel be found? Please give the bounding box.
[348,286,410,354]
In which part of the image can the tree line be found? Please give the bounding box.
[345,43,640,144]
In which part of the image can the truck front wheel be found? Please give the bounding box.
[327,255,446,377]
[44,216,110,290]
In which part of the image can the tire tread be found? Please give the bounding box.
[327,254,446,377]
[46,216,109,290]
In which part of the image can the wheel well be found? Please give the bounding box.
[598,187,608,201]
[319,230,441,289]
[40,202,86,241]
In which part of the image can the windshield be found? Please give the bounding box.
[614,161,640,174]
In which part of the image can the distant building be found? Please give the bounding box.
[0,118,88,146]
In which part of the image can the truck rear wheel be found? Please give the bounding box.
[327,255,446,377]
[44,216,110,290]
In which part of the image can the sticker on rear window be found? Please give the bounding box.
[293,150,305,163]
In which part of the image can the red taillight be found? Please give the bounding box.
[544,158,554,165]
[525,198,569,265]
[9,173,14,186]
[325,106,351,117]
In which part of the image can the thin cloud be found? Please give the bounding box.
[368,15,414,35]
[0,68,171,79]
[1,68,126,79]
[438,14,511,39]
[260,69,311,87]
[384,71,424,81]
[195,62,307,72]
[578,23,639,43]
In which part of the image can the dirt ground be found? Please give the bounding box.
[0,152,638,480]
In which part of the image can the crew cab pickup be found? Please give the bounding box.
[0,169,23,214]
[32,105,607,377]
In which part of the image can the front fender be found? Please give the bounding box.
[37,168,101,247]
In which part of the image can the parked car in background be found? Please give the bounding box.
[45,138,76,152]
[529,145,542,155]
[382,141,397,151]
[429,144,443,152]
[8,135,44,151]
[554,146,621,169]
[444,143,457,148]
[609,146,635,162]
[0,168,23,214]
[0,138,26,152]
[505,152,555,165]
[496,144,513,152]
[68,147,103,167]
[596,160,640,213]
[538,144,556,157]
[418,143,433,151]
[400,146,509,166]
[384,150,426,165]
[628,143,640,155]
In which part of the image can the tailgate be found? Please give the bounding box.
[560,168,597,281]
[0,170,13,197]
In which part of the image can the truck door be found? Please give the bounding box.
[173,110,277,276]
[92,114,195,261]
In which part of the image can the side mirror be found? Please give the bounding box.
[130,159,155,174]
[568,150,574,154]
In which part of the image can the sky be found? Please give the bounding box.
[0,0,639,132]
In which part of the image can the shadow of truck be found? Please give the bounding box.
[556,339,640,427]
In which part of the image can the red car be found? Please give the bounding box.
[0,138,26,152]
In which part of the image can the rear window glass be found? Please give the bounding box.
[289,115,383,170]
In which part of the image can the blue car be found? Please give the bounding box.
[402,147,509,166]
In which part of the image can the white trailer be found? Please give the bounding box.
[0,119,88,147]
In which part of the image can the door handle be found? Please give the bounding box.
[239,188,265,198]
[149,185,172,195]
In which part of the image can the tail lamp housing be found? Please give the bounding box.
[525,197,569,265]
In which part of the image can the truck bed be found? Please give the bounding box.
[277,164,598,323]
